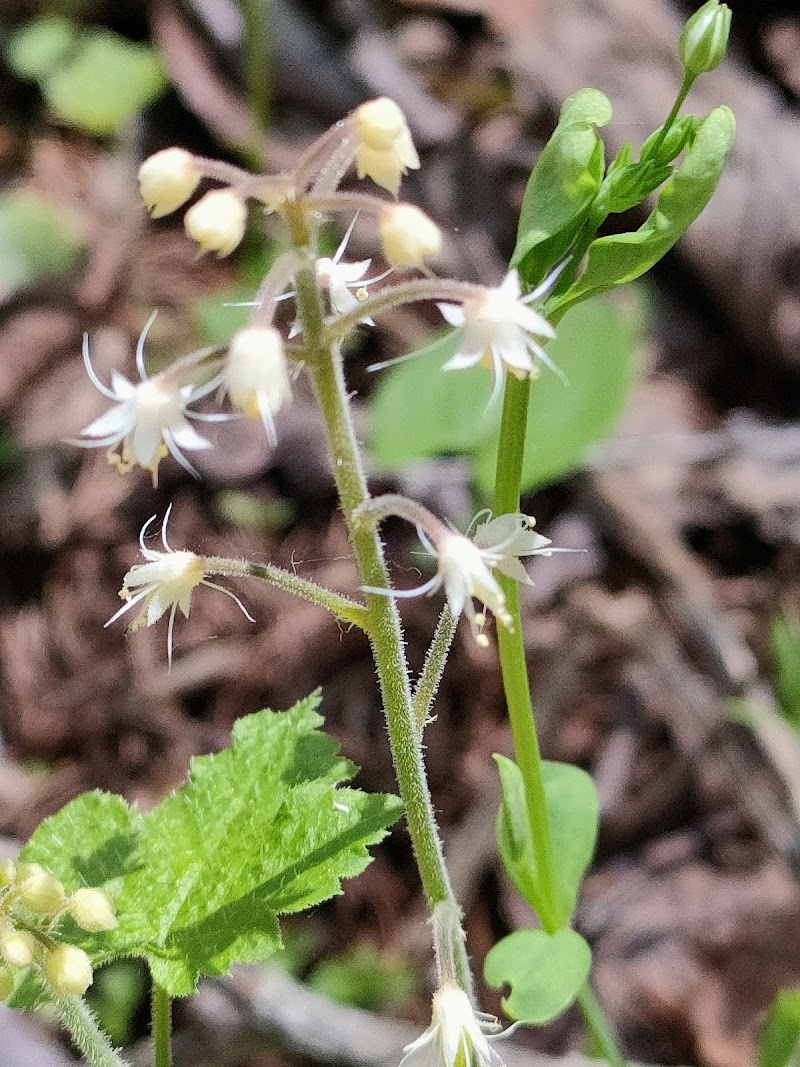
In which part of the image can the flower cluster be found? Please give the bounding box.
[0,858,116,1000]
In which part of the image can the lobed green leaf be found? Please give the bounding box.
[23,697,402,996]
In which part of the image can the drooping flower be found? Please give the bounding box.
[184,189,247,257]
[138,147,201,218]
[225,325,292,445]
[470,511,553,585]
[74,315,220,485]
[106,508,254,668]
[379,203,442,271]
[438,270,559,405]
[289,214,391,335]
[400,984,505,1067]
[354,97,420,196]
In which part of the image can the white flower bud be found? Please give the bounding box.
[139,148,201,219]
[379,203,442,270]
[44,944,93,995]
[16,863,66,913]
[184,189,247,257]
[355,98,420,196]
[226,326,292,445]
[68,888,117,933]
[1,929,37,968]
[0,858,15,887]
[0,969,14,1001]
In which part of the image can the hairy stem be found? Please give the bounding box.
[283,201,471,995]
[412,606,458,734]
[152,982,172,1067]
[53,994,130,1067]
[203,556,371,631]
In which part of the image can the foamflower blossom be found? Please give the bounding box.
[400,984,505,1067]
[106,508,254,668]
[288,215,391,335]
[225,325,292,445]
[471,511,554,585]
[74,315,219,485]
[438,270,559,405]
[379,203,442,271]
[354,97,420,196]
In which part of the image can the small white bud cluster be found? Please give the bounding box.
[138,148,249,258]
[0,859,117,1000]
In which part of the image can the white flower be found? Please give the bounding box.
[106,508,254,668]
[288,214,391,336]
[184,189,247,257]
[471,511,553,586]
[138,147,201,219]
[74,314,220,485]
[400,985,505,1067]
[379,203,442,271]
[438,270,559,405]
[354,97,420,196]
[225,326,291,445]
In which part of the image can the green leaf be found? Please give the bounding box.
[542,761,599,920]
[43,30,165,135]
[759,991,800,1067]
[494,757,598,924]
[0,191,85,299]
[512,88,611,287]
[484,928,591,1024]
[771,614,800,731]
[6,16,77,80]
[553,106,735,314]
[23,697,402,996]
[494,755,545,917]
[369,331,496,469]
[474,295,640,494]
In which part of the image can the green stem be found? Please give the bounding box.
[204,556,371,631]
[411,606,458,734]
[242,0,270,138]
[53,994,130,1067]
[493,374,624,1060]
[648,71,695,158]
[284,204,471,996]
[151,982,172,1067]
[577,986,625,1067]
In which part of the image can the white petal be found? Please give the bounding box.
[111,372,136,398]
[80,404,133,439]
[496,556,533,584]
[513,303,556,339]
[438,303,465,327]
[169,419,212,452]
[442,350,482,372]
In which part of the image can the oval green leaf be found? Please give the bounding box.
[484,928,591,1024]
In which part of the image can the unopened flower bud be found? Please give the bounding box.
[138,148,201,219]
[185,189,247,257]
[226,326,292,445]
[679,0,731,77]
[44,944,93,995]
[68,888,117,933]
[0,859,15,887]
[1,929,37,968]
[379,204,442,270]
[355,98,420,196]
[0,969,13,1000]
[16,864,65,913]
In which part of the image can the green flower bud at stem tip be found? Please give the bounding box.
[679,0,732,77]
[45,944,94,996]
[68,888,118,933]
